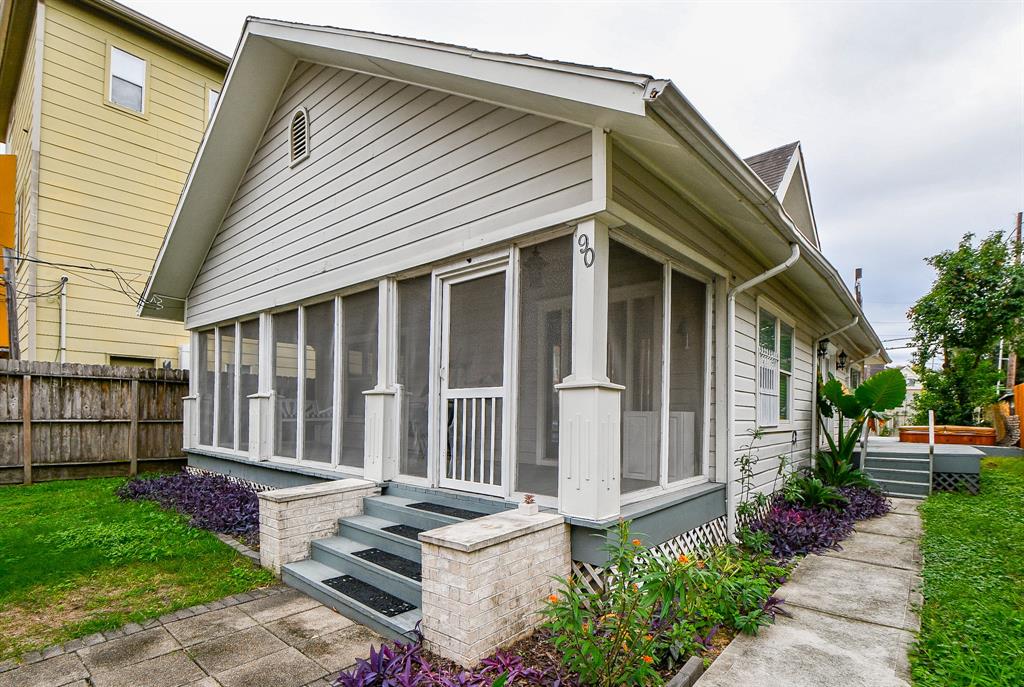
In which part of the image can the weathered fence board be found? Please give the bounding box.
[0,360,189,485]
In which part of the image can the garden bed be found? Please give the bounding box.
[0,477,274,662]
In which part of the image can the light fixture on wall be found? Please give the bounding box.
[817,339,829,358]
[837,351,848,370]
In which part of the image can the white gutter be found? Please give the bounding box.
[726,243,800,537]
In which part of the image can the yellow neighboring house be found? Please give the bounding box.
[0,0,227,367]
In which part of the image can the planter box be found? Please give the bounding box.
[898,425,996,446]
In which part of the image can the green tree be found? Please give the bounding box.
[908,231,1024,425]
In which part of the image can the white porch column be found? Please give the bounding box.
[248,392,273,460]
[556,218,622,521]
[364,278,400,482]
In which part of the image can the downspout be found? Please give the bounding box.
[810,317,860,465]
[726,243,800,537]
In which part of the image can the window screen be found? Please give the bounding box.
[515,236,572,497]
[608,241,663,494]
[340,288,378,468]
[668,271,706,482]
[216,325,236,449]
[272,310,299,458]
[238,320,259,451]
[110,47,145,112]
[197,330,214,446]
[397,276,431,478]
[779,322,794,421]
[303,300,335,463]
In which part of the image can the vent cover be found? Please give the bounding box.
[289,107,310,165]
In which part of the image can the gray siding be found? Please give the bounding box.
[611,147,828,496]
[187,62,593,327]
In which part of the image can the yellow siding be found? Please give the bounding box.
[35,0,224,366]
[9,6,39,357]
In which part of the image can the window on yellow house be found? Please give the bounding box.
[109,46,147,113]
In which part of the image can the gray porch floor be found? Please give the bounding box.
[0,587,383,687]
[697,498,924,687]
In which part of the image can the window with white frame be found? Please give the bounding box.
[109,46,146,113]
[207,89,220,124]
[757,307,794,426]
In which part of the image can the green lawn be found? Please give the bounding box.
[912,457,1024,686]
[0,478,274,661]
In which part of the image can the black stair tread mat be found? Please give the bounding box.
[407,501,488,520]
[352,547,422,581]
[321,575,416,617]
[382,524,424,541]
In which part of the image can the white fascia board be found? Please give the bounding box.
[645,84,884,358]
[247,20,652,118]
[141,29,295,320]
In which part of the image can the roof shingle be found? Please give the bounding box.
[743,141,799,193]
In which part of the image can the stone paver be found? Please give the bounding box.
[0,585,384,687]
[698,502,924,687]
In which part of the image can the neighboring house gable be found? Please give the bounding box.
[188,62,592,327]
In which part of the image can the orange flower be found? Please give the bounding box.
[644,634,653,641]
[582,622,590,633]
[632,583,640,592]
[677,554,690,564]
[696,560,706,569]
[642,655,654,664]
[547,594,559,604]
[632,538,642,546]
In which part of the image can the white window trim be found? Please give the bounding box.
[756,297,796,430]
[105,42,149,117]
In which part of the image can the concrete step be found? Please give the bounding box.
[864,467,931,485]
[311,536,421,607]
[338,514,423,563]
[282,558,421,642]
[363,494,468,531]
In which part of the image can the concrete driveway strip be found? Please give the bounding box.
[698,502,923,687]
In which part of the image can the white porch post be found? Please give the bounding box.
[556,218,623,521]
[364,278,400,482]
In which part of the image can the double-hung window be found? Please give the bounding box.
[109,46,147,113]
[757,307,794,426]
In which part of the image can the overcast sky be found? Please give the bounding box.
[125,0,1024,366]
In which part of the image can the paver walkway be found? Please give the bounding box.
[698,497,923,687]
[0,586,384,687]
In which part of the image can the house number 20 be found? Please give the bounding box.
[577,234,595,268]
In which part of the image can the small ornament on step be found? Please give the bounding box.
[518,493,539,515]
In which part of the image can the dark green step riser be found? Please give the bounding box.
[383,482,513,515]
[282,568,413,643]
[339,521,422,562]
[364,498,461,531]
[310,542,421,606]
[865,468,931,484]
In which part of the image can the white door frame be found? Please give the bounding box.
[429,251,514,497]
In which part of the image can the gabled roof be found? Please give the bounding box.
[743,141,800,193]
[141,18,886,362]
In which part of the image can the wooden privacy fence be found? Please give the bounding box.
[0,360,189,485]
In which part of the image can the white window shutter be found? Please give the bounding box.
[758,344,780,426]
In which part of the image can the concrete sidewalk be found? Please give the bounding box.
[698,498,923,687]
[0,586,384,687]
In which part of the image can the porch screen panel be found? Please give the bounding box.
[608,241,663,494]
[272,309,299,458]
[515,236,572,497]
[447,273,505,389]
[238,320,259,451]
[303,301,335,463]
[197,330,214,446]
[216,325,236,449]
[397,276,430,478]
[340,288,378,469]
[668,271,706,482]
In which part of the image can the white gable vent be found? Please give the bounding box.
[289,107,310,166]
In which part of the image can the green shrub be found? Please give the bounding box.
[783,473,849,511]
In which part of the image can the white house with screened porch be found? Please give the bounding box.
[141,19,887,654]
